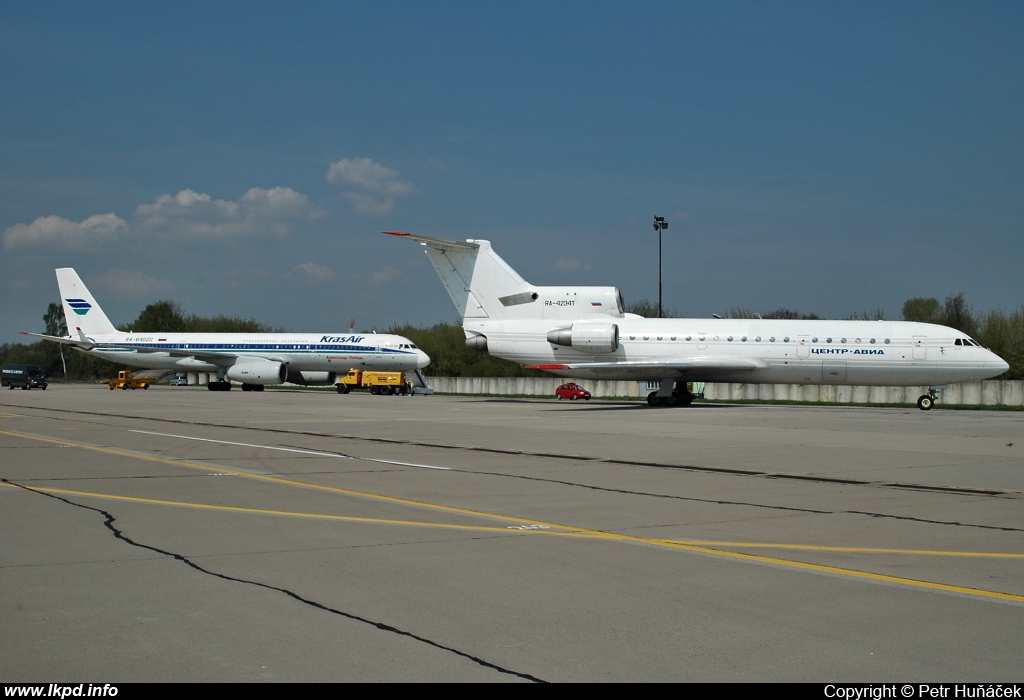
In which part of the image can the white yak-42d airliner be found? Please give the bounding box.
[20,268,430,392]
[386,231,1008,410]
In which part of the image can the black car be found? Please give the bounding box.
[2,364,48,390]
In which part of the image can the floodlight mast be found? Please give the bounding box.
[653,215,668,318]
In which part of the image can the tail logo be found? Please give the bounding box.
[65,298,92,316]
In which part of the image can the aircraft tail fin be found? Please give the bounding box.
[384,232,532,319]
[385,231,624,322]
[56,268,119,337]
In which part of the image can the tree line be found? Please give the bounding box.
[3,294,1022,381]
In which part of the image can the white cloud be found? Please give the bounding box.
[134,187,313,238]
[555,258,591,272]
[289,262,334,282]
[94,270,172,299]
[4,187,315,252]
[371,265,401,284]
[3,213,126,250]
[327,157,415,215]
[221,267,270,290]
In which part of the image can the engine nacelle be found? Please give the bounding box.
[546,323,619,354]
[285,371,337,386]
[465,334,488,352]
[226,361,287,385]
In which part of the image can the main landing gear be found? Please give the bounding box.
[647,382,694,408]
[917,387,940,411]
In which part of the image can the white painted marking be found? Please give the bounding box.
[130,430,352,458]
[508,524,551,530]
[129,430,451,470]
[363,458,450,471]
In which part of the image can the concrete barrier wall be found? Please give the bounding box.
[424,377,1024,407]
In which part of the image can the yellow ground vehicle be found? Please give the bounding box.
[335,370,411,395]
[107,370,153,391]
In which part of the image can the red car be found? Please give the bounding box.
[555,383,591,400]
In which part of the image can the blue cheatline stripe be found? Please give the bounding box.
[94,343,413,355]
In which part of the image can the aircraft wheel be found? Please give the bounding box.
[675,391,694,406]
[647,392,660,406]
[917,395,934,411]
[241,384,251,392]
[665,395,677,406]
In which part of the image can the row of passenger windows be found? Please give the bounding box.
[120,344,372,351]
[626,335,892,344]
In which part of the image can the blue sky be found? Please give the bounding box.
[3,1,1022,340]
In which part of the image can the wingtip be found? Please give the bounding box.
[381,230,411,237]
[524,364,569,370]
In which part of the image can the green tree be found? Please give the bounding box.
[44,302,67,337]
[127,300,187,333]
[940,292,976,336]
[902,297,940,323]
[625,298,679,318]
[761,308,820,320]
[846,308,885,321]
[184,314,274,333]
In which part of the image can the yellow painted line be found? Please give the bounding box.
[0,429,565,528]
[15,485,571,534]
[657,540,1024,559]
[14,483,1024,605]
[645,538,1024,604]
[0,413,24,419]
[3,428,1023,604]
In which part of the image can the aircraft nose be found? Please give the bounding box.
[417,350,430,369]
[987,350,1009,376]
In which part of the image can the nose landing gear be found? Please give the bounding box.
[917,387,940,410]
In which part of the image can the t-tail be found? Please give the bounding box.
[56,268,119,338]
[384,231,628,323]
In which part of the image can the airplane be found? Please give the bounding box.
[20,268,430,392]
[385,231,1009,410]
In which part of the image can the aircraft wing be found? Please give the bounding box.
[19,331,96,350]
[524,357,768,372]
